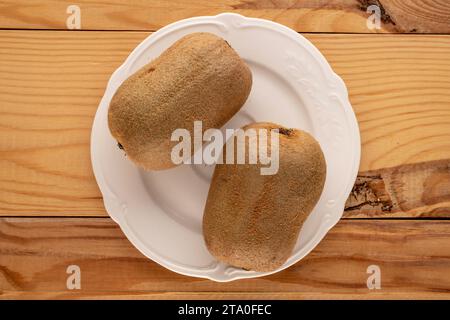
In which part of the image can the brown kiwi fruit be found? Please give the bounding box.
[108,32,252,170]
[203,122,326,272]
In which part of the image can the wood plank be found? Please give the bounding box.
[0,0,449,33]
[1,31,450,217]
[1,218,450,299]
[3,291,450,300]
[345,159,450,218]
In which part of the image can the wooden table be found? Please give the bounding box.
[1,0,450,299]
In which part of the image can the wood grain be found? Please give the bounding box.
[0,0,449,33]
[346,159,450,217]
[1,218,450,299]
[1,31,450,217]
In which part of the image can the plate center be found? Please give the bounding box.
[139,61,313,234]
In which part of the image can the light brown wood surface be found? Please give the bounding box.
[1,31,449,218]
[0,0,449,33]
[345,159,450,217]
[1,1,450,300]
[1,218,450,299]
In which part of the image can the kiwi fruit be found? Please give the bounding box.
[108,32,252,170]
[203,122,326,272]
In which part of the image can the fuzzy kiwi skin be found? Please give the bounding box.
[108,32,252,170]
[203,122,326,272]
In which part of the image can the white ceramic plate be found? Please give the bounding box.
[91,13,360,282]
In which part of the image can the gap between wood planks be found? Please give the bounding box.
[1,216,450,220]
